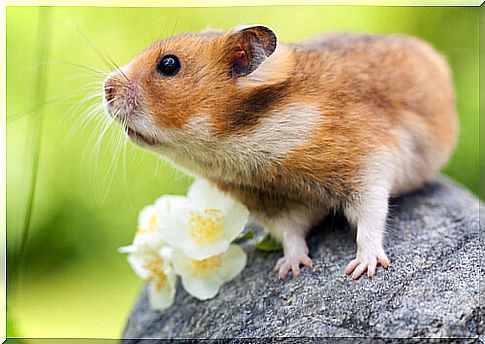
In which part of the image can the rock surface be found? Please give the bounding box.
[122,177,483,341]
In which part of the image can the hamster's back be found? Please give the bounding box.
[292,32,458,195]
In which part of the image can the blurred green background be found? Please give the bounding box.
[6,6,479,339]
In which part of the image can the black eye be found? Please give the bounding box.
[157,54,180,76]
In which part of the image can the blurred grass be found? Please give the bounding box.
[6,6,480,338]
[15,6,52,300]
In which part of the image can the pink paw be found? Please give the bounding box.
[274,254,313,279]
[345,251,389,280]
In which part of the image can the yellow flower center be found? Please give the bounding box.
[136,214,158,234]
[144,259,168,291]
[191,255,223,277]
[189,208,224,244]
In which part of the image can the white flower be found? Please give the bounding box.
[172,244,247,300]
[119,203,178,311]
[120,179,250,308]
[159,179,250,260]
[119,203,165,253]
[126,247,177,311]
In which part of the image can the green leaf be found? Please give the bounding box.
[255,233,283,252]
[233,229,254,243]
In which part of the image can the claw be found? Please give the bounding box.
[378,256,390,269]
[345,259,359,275]
[278,261,291,279]
[345,251,389,280]
[275,254,313,279]
[274,257,286,272]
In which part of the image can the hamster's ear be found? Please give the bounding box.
[224,25,278,77]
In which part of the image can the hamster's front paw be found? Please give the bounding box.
[274,253,313,279]
[345,249,389,279]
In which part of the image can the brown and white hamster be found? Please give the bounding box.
[103,25,457,280]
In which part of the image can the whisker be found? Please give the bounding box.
[82,109,107,182]
[94,109,118,153]
[59,91,104,132]
[27,60,109,78]
[64,101,105,145]
[8,77,105,123]
[105,55,129,81]
[89,108,120,201]
[58,15,122,77]
[170,13,181,37]
[100,112,127,203]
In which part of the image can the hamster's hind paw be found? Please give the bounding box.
[274,253,313,279]
[345,251,389,280]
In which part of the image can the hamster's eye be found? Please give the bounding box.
[157,55,180,76]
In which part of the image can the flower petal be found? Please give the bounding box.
[157,198,191,248]
[187,179,215,208]
[132,231,164,249]
[220,203,250,242]
[118,245,135,254]
[147,274,177,311]
[218,245,247,282]
[180,274,224,301]
[182,239,230,260]
[171,249,193,277]
[188,179,236,214]
[127,253,151,279]
[130,203,166,249]
[172,249,224,292]
[158,246,175,261]
[155,195,189,217]
[172,246,246,301]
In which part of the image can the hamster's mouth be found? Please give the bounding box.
[104,99,158,146]
[124,127,158,146]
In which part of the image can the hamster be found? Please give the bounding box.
[103,25,458,280]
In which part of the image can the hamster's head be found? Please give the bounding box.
[103,25,286,152]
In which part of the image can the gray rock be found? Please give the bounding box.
[121,177,483,341]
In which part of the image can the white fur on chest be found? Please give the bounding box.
[155,104,322,182]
